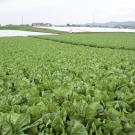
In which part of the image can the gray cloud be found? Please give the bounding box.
[0,0,135,25]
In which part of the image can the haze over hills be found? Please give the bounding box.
[84,21,135,28]
[1,21,135,29]
[66,21,135,29]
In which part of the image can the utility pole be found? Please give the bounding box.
[22,16,24,25]
[92,13,95,24]
[92,9,96,25]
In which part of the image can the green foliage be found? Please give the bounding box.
[67,120,88,135]
[34,33,135,50]
[0,36,135,134]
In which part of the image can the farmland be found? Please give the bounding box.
[0,34,135,135]
[0,26,66,34]
[33,33,135,50]
[36,26,135,33]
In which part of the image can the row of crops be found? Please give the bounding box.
[0,36,135,135]
[33,33,135,50]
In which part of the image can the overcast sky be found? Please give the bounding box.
[0,0,135,25]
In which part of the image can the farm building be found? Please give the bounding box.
[32,23,52,27]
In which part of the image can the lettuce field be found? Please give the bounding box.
[34,33,135,50]
[0,34,135,135]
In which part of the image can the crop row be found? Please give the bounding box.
[0,37,135,135]
[33,33,135,50]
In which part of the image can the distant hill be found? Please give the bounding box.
[85,21,135,28]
